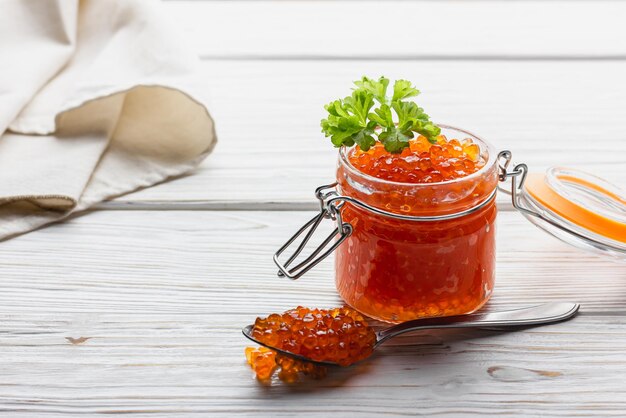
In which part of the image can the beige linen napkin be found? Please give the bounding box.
[0,0,216,239]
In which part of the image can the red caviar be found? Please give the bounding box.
[245,306,376,382]
[336,130,498,323]
[244,346,277,381]
[349,135,484,183]
[245,346,328,383]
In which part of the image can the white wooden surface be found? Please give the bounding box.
[2,1,626,416]
[165,0,626,58]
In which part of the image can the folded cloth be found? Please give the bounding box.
[0,0,217,239]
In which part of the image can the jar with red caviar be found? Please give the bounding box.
[334,125,498,322]
[275,125,498,323]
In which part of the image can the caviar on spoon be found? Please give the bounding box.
[243,303,579,382]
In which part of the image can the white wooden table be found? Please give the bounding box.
[2,1,626,416]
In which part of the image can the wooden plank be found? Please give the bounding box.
[162,0,626,59]
[0,210,624,416]
[107,60,626,206]
[1,312,626,417]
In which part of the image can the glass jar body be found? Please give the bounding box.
[334,126,499,323]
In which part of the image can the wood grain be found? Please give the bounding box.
[105,59,626,207]
[0,210,624,416]
[1,313,626,417]
[163,0,626,59]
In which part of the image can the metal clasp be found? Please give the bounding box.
[497,150,534,217]
[273,183,353,280]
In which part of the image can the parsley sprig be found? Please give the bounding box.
[321,76,440,153]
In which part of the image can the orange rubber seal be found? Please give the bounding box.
[524,173,626,244]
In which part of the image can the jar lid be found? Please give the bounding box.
[518,166,626,260]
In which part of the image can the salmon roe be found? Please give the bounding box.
[245,306,377,382]
[348,135,484,183]
[336,129,498,323]
[245,346,328,383]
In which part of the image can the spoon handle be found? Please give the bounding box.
[375,302,579,347]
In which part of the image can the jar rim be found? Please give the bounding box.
[338,123,498,188]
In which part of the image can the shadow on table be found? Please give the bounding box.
[258,326,527,394]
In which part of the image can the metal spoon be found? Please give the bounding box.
[242,302,580,367]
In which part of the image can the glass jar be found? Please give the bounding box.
[334,125,499,322]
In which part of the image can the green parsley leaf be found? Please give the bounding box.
[321,76,440,153]
[392,79,420,102]
[344,89,375,125]
[354,76,390,104]
[379,127,412,153]
[369,104,394,128]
